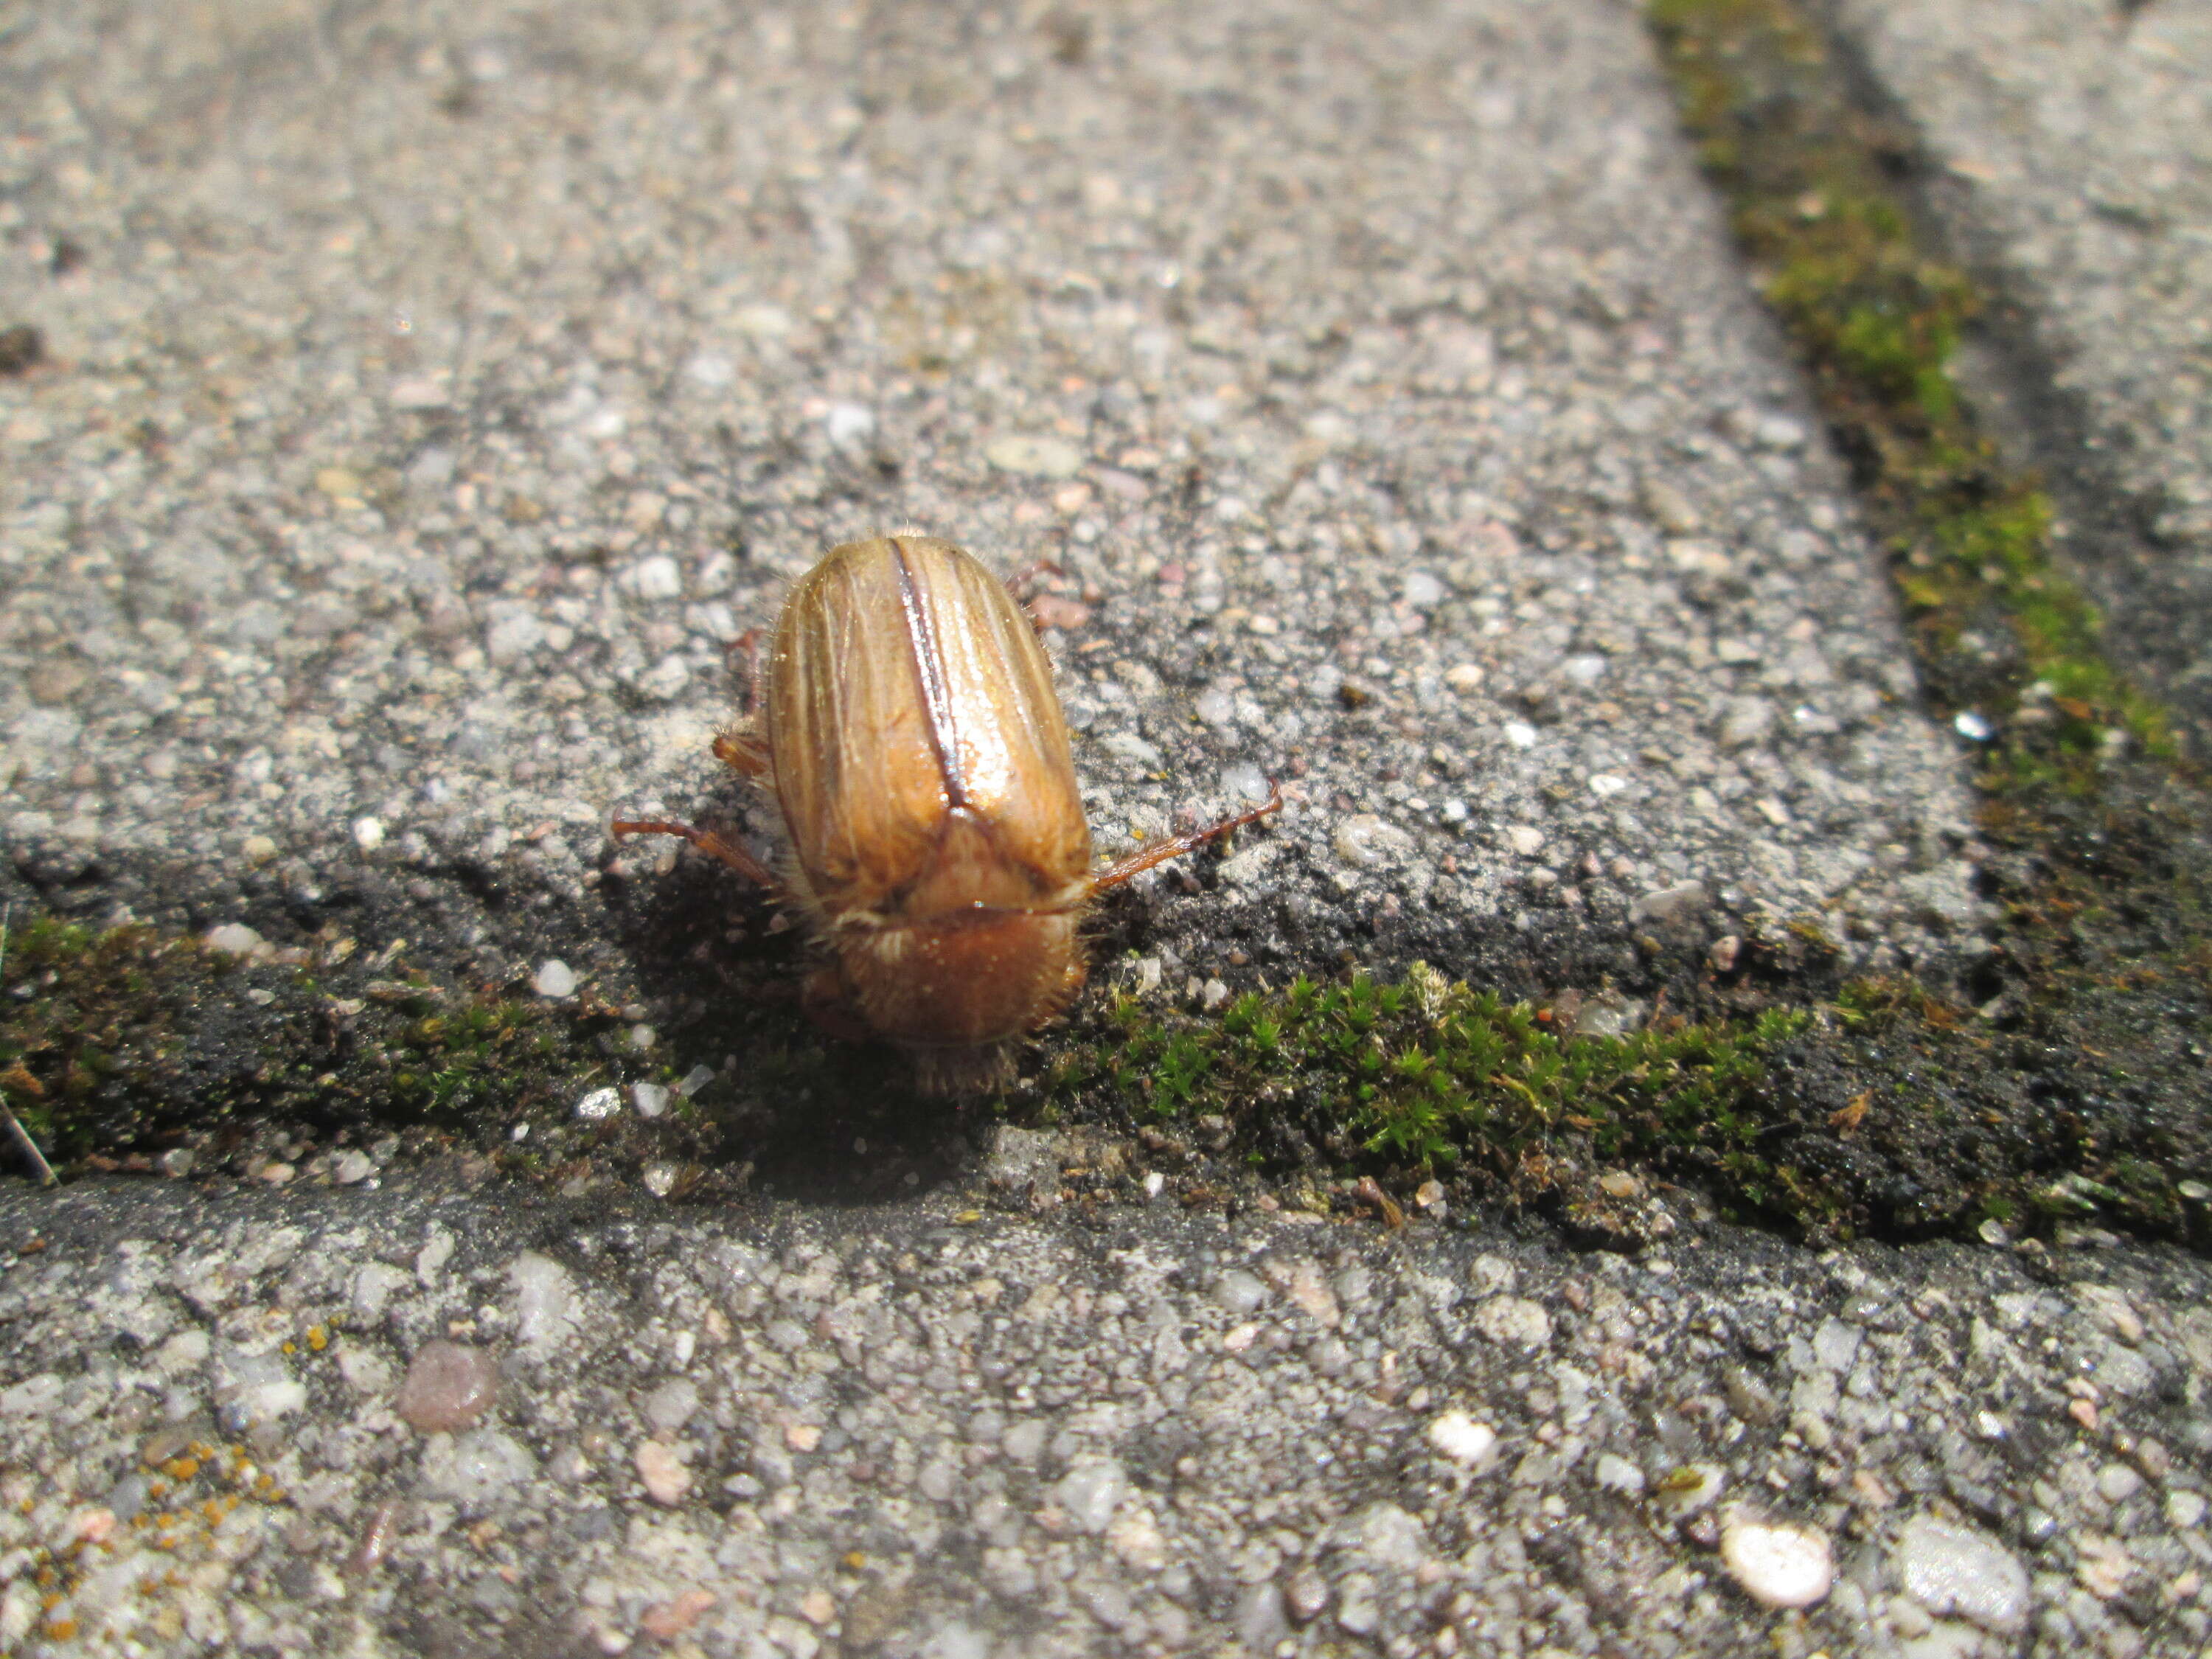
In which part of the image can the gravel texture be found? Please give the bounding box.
[4,1161,2211,1657]
[15,3,2208,1654]
[0,0,1980,1001]
[1824,0,2212,741]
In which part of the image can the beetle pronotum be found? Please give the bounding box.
[612,535,1282,1094]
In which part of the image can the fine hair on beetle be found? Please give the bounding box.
[612,534,1282,1096]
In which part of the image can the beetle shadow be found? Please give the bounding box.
[601,801,994,1206]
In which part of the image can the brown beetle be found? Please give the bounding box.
[613,535,1281,1093]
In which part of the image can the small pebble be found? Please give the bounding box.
[533,959,579,999]
[205,922,268,958]
[1890,1516,2029,1632]
[352,816,385,852]
[1214,1271,1267,1315]
[1402,571,1446,608]
[1054,1456,1127,1533]
[823,401,874,448]
[1718,1512,1833,1609]
[985,434,1084,478]
[2097,1463,2144,1503]
[632,1082,669,1119]
[1719,696,1775,748]
[641,1378,699,1433]
[395,1340,499,1433]
[1629,881,1710,928]
[1472,1295,1551,1349]
[634,1441,690,1506]
[675,1065,715,1099]
[2075,1535,2133,1599]
[1594,1453,1645,1495]
[1284,1564,1331,1624]
[333,1150,374,1184]
[1333,813,1416,869]
[574,1087,622,1121]
[1426,1411,1497,1467]
[638,1591,715,1640]
[1654,1461,1728,1517]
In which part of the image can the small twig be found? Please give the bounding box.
[0,906,59,1187]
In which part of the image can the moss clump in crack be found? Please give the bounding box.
[1034,958,2208,1245]
[1640,0,2212,1250]
[5,906,2202,1245]
[1043,961,1821,1237]
[0,914,692,1183]
[1647,0,2173,786]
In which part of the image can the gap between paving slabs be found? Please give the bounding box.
[6,1,2211,1248]
[1637,0,2212,1235]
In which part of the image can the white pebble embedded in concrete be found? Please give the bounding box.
[204,922,268,958]
[1472,1295,1551,1349]
[1055,1456,1127,1534]
[1719,1512,1833,1609]
[1425,1411,1497,1467]
[1891,1516,2029,1632]
[533,959,578,999]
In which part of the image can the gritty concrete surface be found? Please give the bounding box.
[12,1,2194,1655]
[0,0,1982,1002]
[1824,0,2212,740]
[3,1164,2211,1658]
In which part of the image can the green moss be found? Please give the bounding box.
[5,902,2202,1244]
[1632,0,2212,1245]
[1042,961,1825,1233]
[1647,0,2177,785]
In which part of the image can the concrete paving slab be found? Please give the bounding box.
[0,2,2125,1655]
[1,0,1979,1000]
[1826,0,2212,737]
[4,1168,2210,1657]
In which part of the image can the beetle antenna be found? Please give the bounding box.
[1089,779,1284,891]
[610,815,780,888]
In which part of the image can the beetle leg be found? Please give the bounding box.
[610,815,777,888]
[712,723,772,779]
[1088,779,1284,892]
[801,967,873,1043]
[727,627,767,717]
[1003,557,1065,602]
[1002,558,1094,637]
